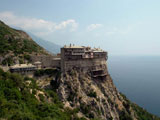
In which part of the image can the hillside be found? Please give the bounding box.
[28,33,61,54]
[0,68,85,120]
[0,20,49,66]
[0,68,160,120]
[0,21,160,120]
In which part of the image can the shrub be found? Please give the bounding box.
[119,109,133,120]
[38,94,45,102]
[34,69,58,77]
[0,69,82,120]
[80,103,91,115]
[24,54,31,62]
[2,57,14,66]
[87,91,97,98]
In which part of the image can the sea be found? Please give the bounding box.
[108,56,160,117]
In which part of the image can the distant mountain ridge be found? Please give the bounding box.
[28,33,61,54]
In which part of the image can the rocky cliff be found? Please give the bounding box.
[56,65,160,120]
[0,20,160,120]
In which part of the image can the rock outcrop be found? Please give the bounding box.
[57,65,137,120]
[1,20,160,120]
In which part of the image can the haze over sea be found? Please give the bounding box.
[108,56,160,117]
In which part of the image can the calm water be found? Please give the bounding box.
[108,56,160,116]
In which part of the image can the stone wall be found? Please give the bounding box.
[31,55,60,68]
[62,57,108,74]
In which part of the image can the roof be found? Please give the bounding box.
[34,61,41,64]
[92,50,106,53]
[53,58,61,60]
[10,64,36,69]
[63,45,84,49]
[63,44,107,52]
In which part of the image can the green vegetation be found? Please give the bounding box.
[67,91,77,102]
[87,91,97,98]
[132,103,160,120]
[80,103,91,117]
[2,56,14,66]
[0,68,85,120]
[24,54,31,62]
[0,20,48,65]
[34,69,60,77]
[0,21,44,55]
[120,92,160,120]
[119,109,133,120]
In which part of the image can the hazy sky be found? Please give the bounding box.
[0,0,160,56]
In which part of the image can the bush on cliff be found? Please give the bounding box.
[34,68,59,77]
[120,92,160,120]
[0,68,85,120]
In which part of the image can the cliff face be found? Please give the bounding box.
[56,61,160,120]
[57,62,137,120]
[1,20,160,120]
